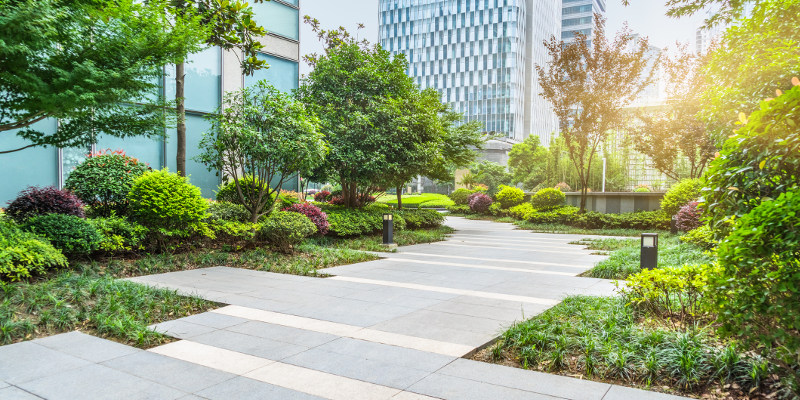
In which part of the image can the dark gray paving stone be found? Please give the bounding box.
[438,359,611,400]
[225,320,339,348]
[190,329,309,361]
[407,373,561,400]
[102,351,236,393]
[196,376,324,400]
[149,320,218,339]
[0,341,90,384]
[177,312,249,330]
[0,386,44,399]
[17,363,186,400]
[281,347,433,389]
[603,385,690,400]
[313,337,455,371]
[34,331,139,363]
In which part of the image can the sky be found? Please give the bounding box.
[298,0,708,75]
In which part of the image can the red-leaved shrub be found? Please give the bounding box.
[5,186,85,223]
[283,202,329,235]
[676,201,702,232]
[314,190,332,202]
[469,193,493,213]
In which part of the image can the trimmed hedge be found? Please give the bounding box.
[25,214,102,256]
[522,206,669,230]
[397,209,445,229]
[495,185,525,209]
[259,211,316,253]
[530,188,566,211]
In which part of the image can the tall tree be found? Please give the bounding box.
[507,135,549,190]
[537,15,655,211]
[172,0,268,176]
[631,46,716,180]
[0,0,206,154]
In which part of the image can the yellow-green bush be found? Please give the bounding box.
[530,188,566,211]
[622,263,718,322]
[661,179,702,217]
[495,185,525,209]
[0,219,67,281]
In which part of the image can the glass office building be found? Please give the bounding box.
[0,0,301,204]
[561,0,605,43]
[379,0,560,142]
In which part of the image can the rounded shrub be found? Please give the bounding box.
[680,225,715,250]
[554,182,572,192]
[128,169,209,238]
[25,214,102,256]
[0,219,68,281]
[675,202,702,232]
[313,190,332,202]
[259,211,316,253]
[634,185,652,193]
[449,188,473,205]
[469,193,493,214]
[283,202,329,235]
[207,201,250,223]
[661,179,702,216]
[530,188,566,211]
[88,216,148,253]
[64,149,151,217]
[215,176,274,207]
[495,185,525,209]
[5,186,85,223]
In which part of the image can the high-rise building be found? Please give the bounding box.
[378,0,561,142]
[0,1,302,204]
[561,0,605,43]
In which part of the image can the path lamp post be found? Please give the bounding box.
[640,233,658,270]
[383,213,394,245]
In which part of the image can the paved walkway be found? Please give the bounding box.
[0,217,689,400]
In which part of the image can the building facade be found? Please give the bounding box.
[561,0,605,43]
[0,0,302,204]
[379,0,560,142]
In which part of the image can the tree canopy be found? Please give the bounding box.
[508,136,549,191]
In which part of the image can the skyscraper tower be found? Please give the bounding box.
[561,0,606,43]
[379,0,561,142]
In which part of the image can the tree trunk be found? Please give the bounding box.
[176,61,187,177]
[396,186,403,210]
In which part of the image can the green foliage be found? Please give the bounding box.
[24,214,101,256]
[449,188,473,205]
[714,188,800,384]
[208,220,260,243]
[0,219,67,281]
[128,169,210,241]
[259,211,316,253]
[0,0,206,151]
[680,225,716,250]
[469,160,512,196]
[634,187,652,193]
[446,205,472,215]
[4,186,85,223]
[495,185,525,209]
[622,264,719,322]
[508,135,549,190]
[323,206,407,237]
[88,217,148,253]
[661,179,702,217]
[65,150,152,217]
[703,84,800,238]
[530,188,566,211]
[526,206,580,224]
[508,203,535,220]
[379,193,455,208]
[396,209,445,229]
[199,82,325,222]
[207,201,250,223]
[589,236,715,279]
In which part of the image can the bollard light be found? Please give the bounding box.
[640,233,658,270]
[670,216,678,234]
[382,213,394,245]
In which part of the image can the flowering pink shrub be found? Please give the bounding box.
[468,193,493,214]
[314,190,331,202]
[5,186,85,223]
[676,201,702,232]
[283,202,329,235]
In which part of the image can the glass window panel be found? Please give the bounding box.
[245,54,299,92]
[166,47,222,113]
[61,145,91,186]
[165,114,220,198]
[94,133,164,170]
[252,1,299,40]
[0,119,59,204]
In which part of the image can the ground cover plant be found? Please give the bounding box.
[586,235,712,279]
[308,226,455,253]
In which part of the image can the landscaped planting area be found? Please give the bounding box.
[376,193,455,208]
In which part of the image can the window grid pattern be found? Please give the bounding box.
[561,0,605,43]
[379,0,529,140]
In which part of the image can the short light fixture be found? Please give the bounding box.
[383,213,394,245]
[640,233,658,270]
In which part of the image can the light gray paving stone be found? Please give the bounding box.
[17,363,186,400]
[177,312,250,330]
[0,341,91,384]
[190,329,309,361]
[407,372,561,400]
[313,337,456,371]
[176,395,209,400]
[149,319,218,339]
[102,351,237,393]
[0,386,44,399]
[0,381,10,389]
[437,358,611,400]
[603,385,690,400]
[33,331,139,363]
[225,320,339,348]
[196,376,325,400]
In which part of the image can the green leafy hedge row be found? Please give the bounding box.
[320,205,444,237]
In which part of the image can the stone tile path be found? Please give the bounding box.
[0,217,689,399]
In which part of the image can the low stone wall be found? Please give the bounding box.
[564,192,665,214]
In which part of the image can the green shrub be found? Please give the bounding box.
[64,150,151,217]
[0,219,67,281]
[446,205,471,214]
[622,263,718,322]
[322,206,407,236]
[128,169,210,240]
[523,207,670,230]
[4,186,85,223]
[495,185,525,209]
[530,188,566,211]
[24,214,102,256]
[207,201,250,223]
[714,188,800,383]
[488,202,504,216]
[526,206,579,224]
[216,176,267,204]
[259,211,316,253]
[88,217,148,253]
[508,203,535,220]
[210,220,260,242]
[398,209,445,229]
[680,225,715,250]
[661,179,702,217]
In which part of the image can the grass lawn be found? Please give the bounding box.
[308,226,455,252]
[377,193,455,208]
[476,296,778,399]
